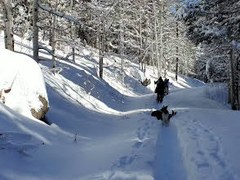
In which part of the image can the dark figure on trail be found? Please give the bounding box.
[154,77,165,103]
[154,76,163,85]
[164,78,169,95]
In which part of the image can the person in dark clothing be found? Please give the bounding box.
[154,76,164,86]
[154,77,165,103]
[163,78,169,95]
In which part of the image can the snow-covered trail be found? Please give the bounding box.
[153,124,187,180]
[158,86,240,180]
[139,91,188,180]
[119,91,188,180]
[45,79,240,180]
[131,81,240,180]
[175,110,238,180]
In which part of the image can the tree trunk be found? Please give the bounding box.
[98,24,104,79]
[33,0,39,62]
[70,0,75,63]
[119,1,125,83]
[72,47,75,62]
[175,21,179,81]
[139,8,143,70]
[153,0,161,77]
[3,0,14,51]
[229,48,240,110]
[71,22,75,63]
[229,48,235,109]
[160,3,165,78]
[99,32,104,79]
[51,16,56,68]
[51,2,58,68]
[99,49,103,79]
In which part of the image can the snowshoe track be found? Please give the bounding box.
[176,112,239,180]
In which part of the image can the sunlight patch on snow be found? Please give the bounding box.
[108,170,154,180]
[80,170,153,180]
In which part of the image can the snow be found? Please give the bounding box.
[1,33,240,180]
[0,48,48,119]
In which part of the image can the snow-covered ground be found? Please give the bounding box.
[0,48,48,119]
[1,33,240,180]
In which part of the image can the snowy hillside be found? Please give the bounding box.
[1,33,240,180]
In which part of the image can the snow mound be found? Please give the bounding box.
[0,49,49,120]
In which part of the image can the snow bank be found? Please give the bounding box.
[0,49,49,120]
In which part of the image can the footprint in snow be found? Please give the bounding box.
[179,118,238,180]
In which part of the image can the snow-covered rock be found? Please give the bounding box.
[0,48,49,120]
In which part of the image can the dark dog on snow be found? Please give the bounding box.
[141,78,151,86]
[151,106,177,125]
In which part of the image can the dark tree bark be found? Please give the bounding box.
[2,0,14,51]
[33,0,39,61]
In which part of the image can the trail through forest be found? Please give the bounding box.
[144,85,239,180]
[1,35,240,179]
